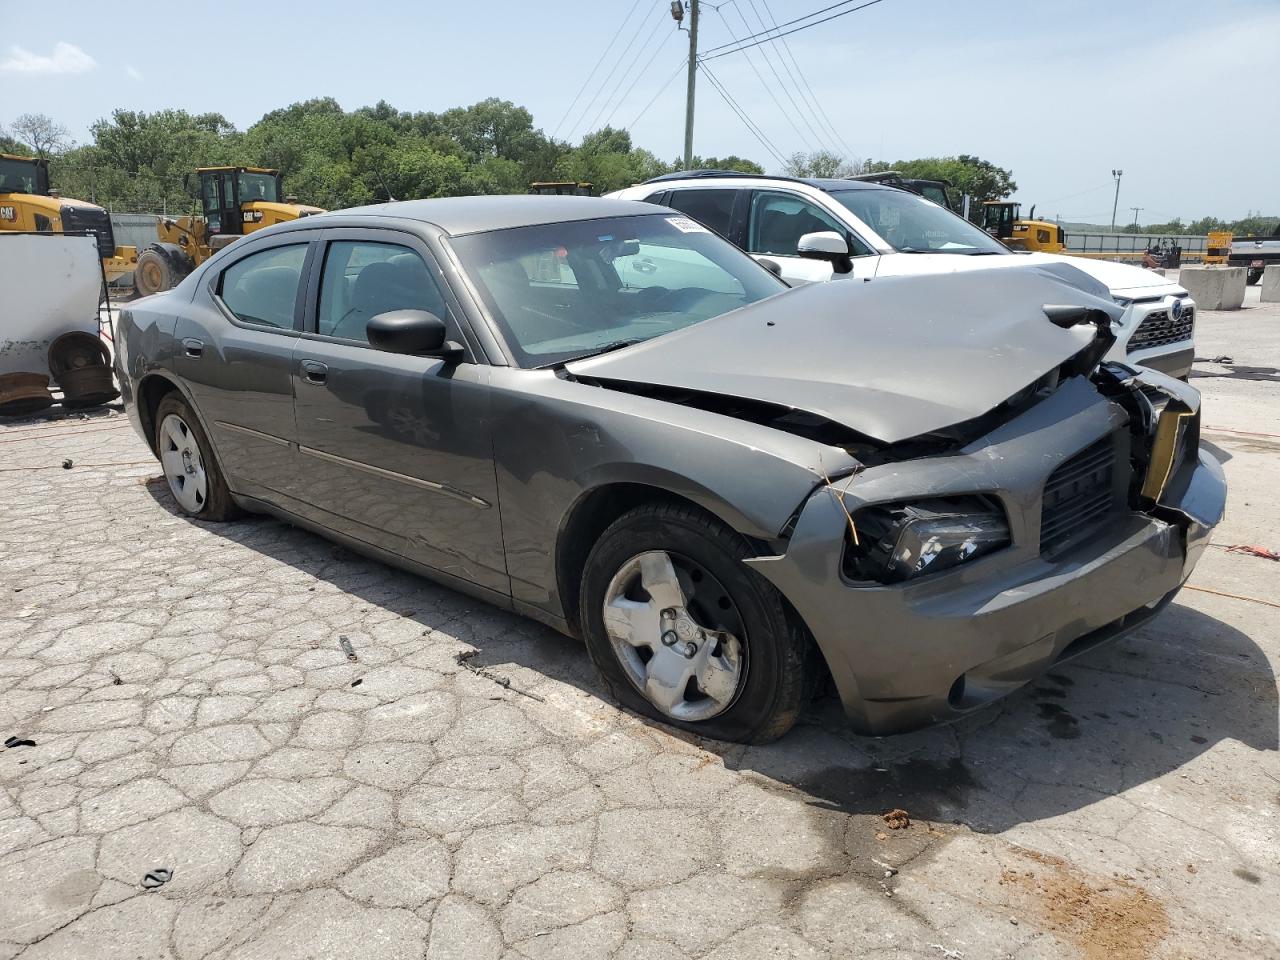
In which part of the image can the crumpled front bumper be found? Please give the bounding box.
[747,376,1227,736]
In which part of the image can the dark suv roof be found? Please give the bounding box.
[642,169,884,193]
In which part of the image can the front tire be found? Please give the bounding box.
[135,249,176,297]
[1247,268,1264,286]
[579,502,811,743]
[154,394,240,521]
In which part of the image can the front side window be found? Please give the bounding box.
[317,241,449,343]
[218,244,308,329]
[665,189,737,237]
[829,188,1009,255]
[450,213,785,367]
[747,191,866,257]
[238,172,280,204]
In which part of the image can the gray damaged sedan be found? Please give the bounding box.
[114,196,1226,742]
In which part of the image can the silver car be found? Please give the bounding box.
[114,196,1226,741]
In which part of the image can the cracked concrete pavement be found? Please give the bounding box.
[0,284,1277,959]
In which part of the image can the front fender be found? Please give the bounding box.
[488,368,859,617]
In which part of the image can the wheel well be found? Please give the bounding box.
[554,481,833,695]
[556,483,698,636]
[137,375,179,453]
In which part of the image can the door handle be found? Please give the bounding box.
[300,359,328,384]
[182,338,204,359]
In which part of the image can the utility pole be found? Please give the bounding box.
[1110,169,1123,230]
[1130,206,1143,228]
[683,0,699,168]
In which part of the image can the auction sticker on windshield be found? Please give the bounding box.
[666,216,709,233]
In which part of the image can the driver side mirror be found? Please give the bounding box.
[797,231,853,274]
[367,310,464,360]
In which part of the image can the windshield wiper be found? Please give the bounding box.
[965,250,1005,256]
[553,338,650,367]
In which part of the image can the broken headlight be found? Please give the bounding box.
[844,496,1010,584]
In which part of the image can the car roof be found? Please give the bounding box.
[639,170,885,194]
[306,195,656,236]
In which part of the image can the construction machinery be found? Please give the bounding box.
[849,171,955,212]
[134,166,323,296]
[980,201,1067,253]
[0,152,139,281]
[529,181,593,196]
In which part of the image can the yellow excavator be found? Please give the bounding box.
[0,152,139,281]
[135,166,323,296]
[980,201,1066,253]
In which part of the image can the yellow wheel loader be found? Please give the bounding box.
[980,201,1066,253]
[135,167,323,296]
[0,153,139,281]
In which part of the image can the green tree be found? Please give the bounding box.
[784,149,861,178]
[864,155,1016,207]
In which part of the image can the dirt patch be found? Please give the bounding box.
[999,846,1168,960]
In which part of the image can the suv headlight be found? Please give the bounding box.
[843,496,1010,584]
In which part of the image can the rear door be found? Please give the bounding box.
[744,189,877,285]
[289,228,507,594]
[173,233,316,501]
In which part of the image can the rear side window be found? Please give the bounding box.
[665,189,737,236]
[218,244,308,329]
[317,240,450,343]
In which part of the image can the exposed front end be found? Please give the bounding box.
[747,368,1226,735]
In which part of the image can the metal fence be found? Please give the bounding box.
[1065,233,1208,256]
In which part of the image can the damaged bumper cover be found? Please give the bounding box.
[746,372,1226,736]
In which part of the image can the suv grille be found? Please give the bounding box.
[59,205,117,260]
[1040,437,1118,556]
[1128,307,1193,352]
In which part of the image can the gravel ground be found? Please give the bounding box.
[0,282,1276,959]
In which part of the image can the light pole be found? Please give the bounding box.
[1110,169,1123,230]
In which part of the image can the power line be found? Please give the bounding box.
[592,16,674,133]
[705,0,859,53]
[730,2,836,155]
[756,0,859,160]
[628,57,689,131]
[552,0,644,139]
[703,0,889,61]
[713,5,824,154]
[566,2,657,141]
[698,59,788,166]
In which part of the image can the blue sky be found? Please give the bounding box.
[1,0,1275,220]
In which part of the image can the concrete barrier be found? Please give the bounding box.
[1262,264,1280,303]
[1178,266,1246,310]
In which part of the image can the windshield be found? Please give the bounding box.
[827,188,1008,255]
[0,156,47,195]
[450,213,787,367]
[238,172,280,204]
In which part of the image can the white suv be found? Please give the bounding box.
[608,172,1195,379]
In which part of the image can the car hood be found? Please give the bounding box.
[874,250,1174,293]
[567,261,1121,445]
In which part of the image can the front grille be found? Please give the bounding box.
[59,205,117,260]
[1128,307,1194,352]
[1040,437,1119,556]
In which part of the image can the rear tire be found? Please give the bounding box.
[135,249,176,297]
[579,501,811,744]
[153,394,241,521]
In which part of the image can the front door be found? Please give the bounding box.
[745,189,877,285]
[173,235,314,501]
[290,230,508,595]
